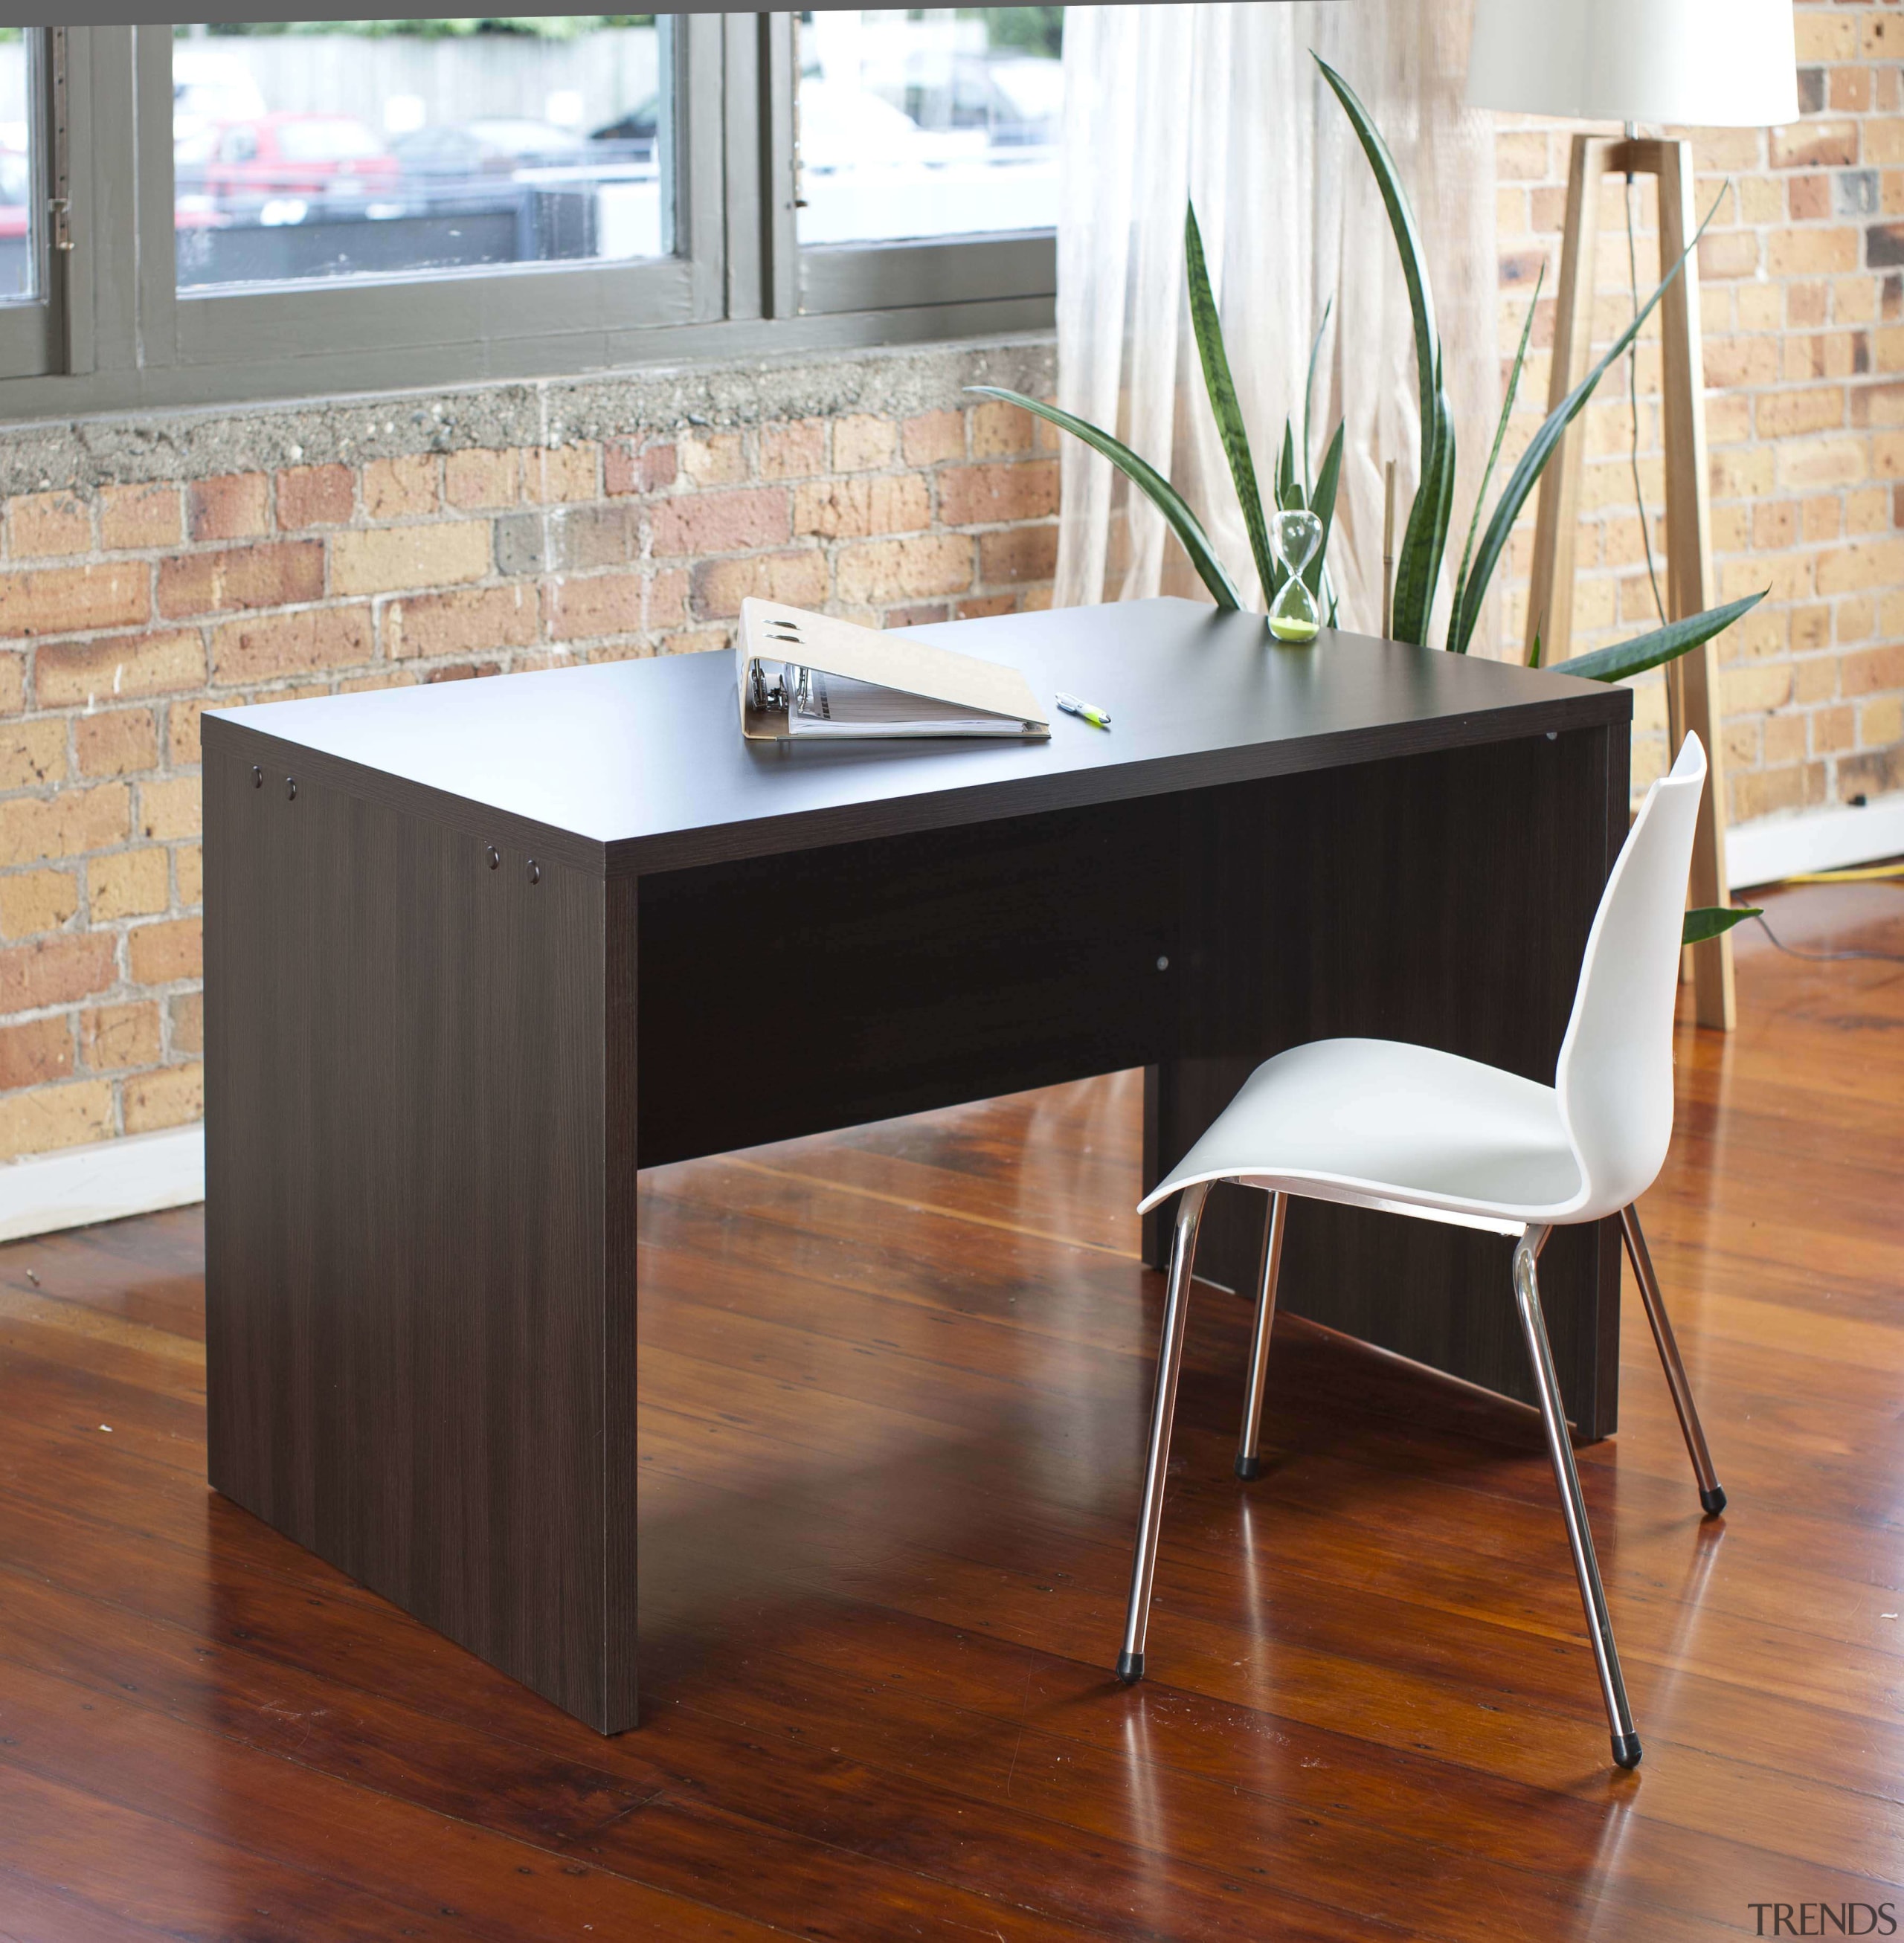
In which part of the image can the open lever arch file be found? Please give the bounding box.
[739,598,1050,741]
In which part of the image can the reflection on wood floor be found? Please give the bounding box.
[0,879,1900,1940]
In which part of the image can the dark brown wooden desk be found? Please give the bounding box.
[203,597,1632,1733]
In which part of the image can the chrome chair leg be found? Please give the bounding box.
[1512,1225,1642,1771]
[1117,1180,1208,1684]
[1619,1203,1726,1517]
[1235,1190,1287,1480]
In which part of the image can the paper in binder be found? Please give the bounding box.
[739,599,1049,742]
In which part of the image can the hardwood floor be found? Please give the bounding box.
[1,878,1899,1942]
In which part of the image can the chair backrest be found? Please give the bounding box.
[1555,734,1708,1220]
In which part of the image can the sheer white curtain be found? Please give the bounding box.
[1055,0,1501,649]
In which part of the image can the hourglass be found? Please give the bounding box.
[1267,509,1323,642]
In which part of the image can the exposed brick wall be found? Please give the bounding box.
[1496,0,1904,815]
[0,352,1058,1165]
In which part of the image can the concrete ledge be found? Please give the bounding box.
[0,1124,205,1245]
[1729,793,1904,890]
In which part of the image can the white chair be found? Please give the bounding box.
[1119,735,1726,1771]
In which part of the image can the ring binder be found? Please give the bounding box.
[739,599,1050,742]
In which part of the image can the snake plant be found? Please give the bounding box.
[976,55,1766,697]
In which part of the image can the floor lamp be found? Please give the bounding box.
[1467,0,1798,1031]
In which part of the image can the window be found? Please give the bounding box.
[0,13,1061,417]
[796,8,1061,246]
[172,19,676,291]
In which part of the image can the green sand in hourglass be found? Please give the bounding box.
[1267,510,1323,642]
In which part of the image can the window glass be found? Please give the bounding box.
[796,7,1063,248]
[173,18,674,292]
[0,29,36,302]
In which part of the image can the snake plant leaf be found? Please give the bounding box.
[1304,421,1344,599]
[1451,262,1544,657]
[1302,297,1333,500]
[1546,589,1765,685]
[1456,187,1726,662]
[1183,203,1276,604]
[1683,905,1761,945]
[1317,55,1445,642]
[965,387,1245,611]
[1276,420,1299,513]
[1527,628,1542,669]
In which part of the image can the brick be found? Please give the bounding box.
[498,504,638,576]
[0,1016,72,1092]
[971,400,1035,457]
[99,483,183,553]
[445,448,521,510]
[329,524,489,598]
[0,868,77,939]
[884,602,950,628]
[79,1002,158,1073]
[542,573,645,642]
[167,698,225,767]
[1812,703,1856,755]
[277,464,355,529]
[678,432,746,487]
[1852,380,1904,426]
[1766,227,1861,278]
[176,842,202,908]
[75,709,159,779]
[792,476,930,541]
[361,454,441,521]
[902,410,966,467]
[979,526,1059,585]
[649,487,790,558]
[1755,387,1845,439]
[210,605,371,685]
[1842,642,1904,695]
[128,916,201,985]
[0,1079,114,1161]
[759,420,829,480]
[1722,663,1792,715]
[123,1060,204,1135]
[690,551,830,620]
[1731,761,1821,822]
[1775,436,1868,490]
[1786,173,1830,222]
[834,535,971,608]
[187,472,270,542]
[157,542,324,619]
[937,461,1060,528]
[523,443,601,503]
[1770,120,1857,170]
[1702,334,1781,389]
[1493,129,1549,180]
[1816,539,1904,596]
[0,720,66,792]
[9,492,92,558]
[0,934,115,1011]
[169,989,204,1056]
[0,784,129,869]
[833,415,897,472]
[87,847,170,921]
[1860,696,1903,747]
[956,593,1018,621]
[385,584,537,660]
[1794,13,1856,62]
[0,563,149,641]
[1840,744,1904,802]
[648,569,688,631]
[605,441,675,497]
[0,653,21,715]
[1697,230,1760,280]
[137,778,201,843]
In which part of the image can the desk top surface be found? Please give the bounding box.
[208,599,1629,874]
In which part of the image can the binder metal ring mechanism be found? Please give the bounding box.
[739,599,1051,742]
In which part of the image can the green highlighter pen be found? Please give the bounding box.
[1055,691,1112,730]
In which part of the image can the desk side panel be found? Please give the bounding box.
[204,738,630,1728]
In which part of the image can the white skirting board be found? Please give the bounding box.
[0,1123,205,1246]
[1728,793,1904,891]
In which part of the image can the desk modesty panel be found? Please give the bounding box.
[206,598,1630,872]
[203,601,1633,1733]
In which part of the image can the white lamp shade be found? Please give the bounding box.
[1466,0,1800,128]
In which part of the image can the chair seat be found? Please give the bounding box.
[1138,1038,1586,1231]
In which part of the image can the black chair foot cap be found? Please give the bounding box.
[1700,1486,1727,1517]
[1611,1733,1643,1770]
[1234,1454,1261,1481]
[1115,1651,1144,1684]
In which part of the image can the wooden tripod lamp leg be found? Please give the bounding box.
[1525,134,1737,1030]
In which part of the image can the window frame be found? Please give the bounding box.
[0,27,74,382]
[0,13,1058,422]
